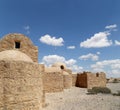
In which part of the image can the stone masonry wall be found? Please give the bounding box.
[63,74,72,89]
[42,72,64,93]
[72,74,77,86]
[76,73,87,88]
[76,72,106,89]
[0,60,43,110]
[0,33,38,62]
[87,72,106,89]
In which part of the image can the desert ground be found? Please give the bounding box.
[43,83,120,110]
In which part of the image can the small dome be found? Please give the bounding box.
[0,50,33,62]
[52,62,66,69]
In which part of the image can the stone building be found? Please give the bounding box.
[0,33,107,109]
[0,33,44,110]
[0,33,38,62]
[76,72,106,89]
[42,62,72,92]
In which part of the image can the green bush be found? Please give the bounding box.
[87,87,111,94]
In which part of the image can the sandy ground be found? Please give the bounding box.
[43,83,120,110]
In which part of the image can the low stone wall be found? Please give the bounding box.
[42,72,64,93]
[0,60,43,110]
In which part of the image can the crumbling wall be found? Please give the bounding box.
[76,72,106,89]
[0,33,38,62]
[42,72,64,93]
[76,73,87,88]
[0,60,43,110]
[87,72,106,89]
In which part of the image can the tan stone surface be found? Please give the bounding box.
[76,72,106,89]
[45,67,61,73]
[0,50,33,62]
[52,62,66,69]
[63,74,72,89]
[72,74,77,86]
[0,60,44,110]
[42,72,64,93]
[0,33,38,62]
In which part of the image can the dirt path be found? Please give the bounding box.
[43,83,120,110]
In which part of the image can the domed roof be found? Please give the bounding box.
[0,50,33,62]
[52,62,66,69]
[63,71,69,75]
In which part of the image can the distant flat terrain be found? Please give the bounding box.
[43,83,120,110]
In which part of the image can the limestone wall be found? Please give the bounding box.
[87,72,106,89]
[76,73,87,88]
[63,74,72,89]
[76,72,106,89]
[0,60,43,110]
[0,33,38,62]
[42,72,64,93]
[72,74,77,86]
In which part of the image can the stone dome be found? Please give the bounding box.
[52,62,66,69]
[63,71,69,75]
[0,50,33,62]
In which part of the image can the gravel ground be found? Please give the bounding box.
[43,83,120,110]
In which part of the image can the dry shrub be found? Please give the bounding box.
[113,90,120,96]
[87,87,111,94]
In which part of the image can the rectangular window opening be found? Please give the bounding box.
[15,42,20,49]
[96,73,99,77]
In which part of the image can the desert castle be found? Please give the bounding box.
[0,33,106,110]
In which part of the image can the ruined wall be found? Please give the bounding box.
[72,74,77,86]
[0,60,43,110]
[76,72,106,89]
[76,73,87,88]
[42,72,64,93]
[0,33,38,62]
[87,72,106,89]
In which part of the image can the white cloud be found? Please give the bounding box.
[105,24,117,30]
[79,53,99,61]
[115,40,120,45]
[80,32,112,48]
[24,25,30,34]
[40,34,64,46]
[111,70,120,75]
[67,46,75,49]
[41,54,83,72]
[42,55,65,65]
[91,59,120,77]
[97,52,101,55]
[65,59,76,66]
[68,65,83,73]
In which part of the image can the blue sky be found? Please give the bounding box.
[0,0,120,78]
